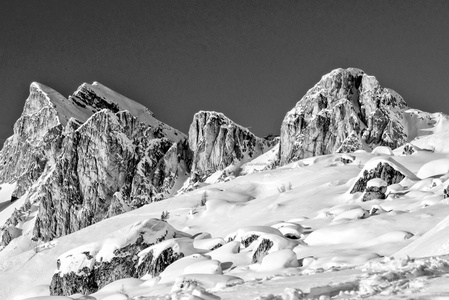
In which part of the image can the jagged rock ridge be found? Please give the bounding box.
[0,82,190,245]
[279,68,410,165]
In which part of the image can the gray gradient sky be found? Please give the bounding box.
[1,0,449,144]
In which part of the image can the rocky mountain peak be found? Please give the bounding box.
[279,67,409,165]
[0,82,191,246]
[188,111,275,183]
[69,82,185,142]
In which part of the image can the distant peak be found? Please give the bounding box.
[324,67,365,78]
[29,82,67,103]
[30,82,58,94]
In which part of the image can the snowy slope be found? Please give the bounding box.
[2,144,449,299]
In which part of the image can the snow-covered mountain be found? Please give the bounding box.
[2,68,449,299]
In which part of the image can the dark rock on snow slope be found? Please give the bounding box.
[50,219,182,295]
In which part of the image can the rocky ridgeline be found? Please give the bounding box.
[188,111,275,183]
[280,68,409,165]
[33,110,191,241]
[0,82,191,244]
[0,67,429,247]
[0,83,64,200]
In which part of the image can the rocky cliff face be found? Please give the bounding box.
[0,82,190,245]
[33,110,190,241]
[0,83,65,200]
[279,68,409,165]
[188,111,274,182]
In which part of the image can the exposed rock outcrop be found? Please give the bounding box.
[136,238,199,278]
[0,83,65,199]
[188,111,274,183]
[349,157,417,195]
[351,162,406,194]
[279,68,409,165]
[362,179,388,202]
[50,219,180,296]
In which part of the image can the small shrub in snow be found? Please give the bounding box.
[444,186,449,199]
[200,191,208,206]
[278,183,293,193]
[160,211,170,221]
[118,285,130,299]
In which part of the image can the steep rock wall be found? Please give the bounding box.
[188,111,274,182]
[279,68,408,165]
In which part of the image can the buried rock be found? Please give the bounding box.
[362,178,387,202]
[50,219,180,296]
[136,238,199,278]
[350,158,416,194]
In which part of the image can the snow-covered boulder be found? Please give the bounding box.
[136,238,200,279]
[279,68,409,165]
[251,233,297,263]
[372,146,394,156]
[362,178,388,202]
[225,226,283,248]
[270,222,304,239]
[349,157,417,194]
[49,219,179,296]
[258,249,300,271]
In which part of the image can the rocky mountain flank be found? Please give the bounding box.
[0,82,190,244]
[0,82,273,247]
[188,111,275,183]
[279,68,410,165]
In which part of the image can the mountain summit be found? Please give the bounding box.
[0,82,190,244]
[279,68,410,165]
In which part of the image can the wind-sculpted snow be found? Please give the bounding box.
[279,68,410,165]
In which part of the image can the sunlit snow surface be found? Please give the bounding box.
[3,144,449,299]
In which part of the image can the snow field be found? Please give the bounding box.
[4,148,449,299]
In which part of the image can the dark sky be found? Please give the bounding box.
[1,0,449,143]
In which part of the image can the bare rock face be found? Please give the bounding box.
[350,162,406,194]
[49,219,180,296]
[0,82,190,245]
[0,83,64,199]
[188,111,274,182]
[279,68,409,165]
